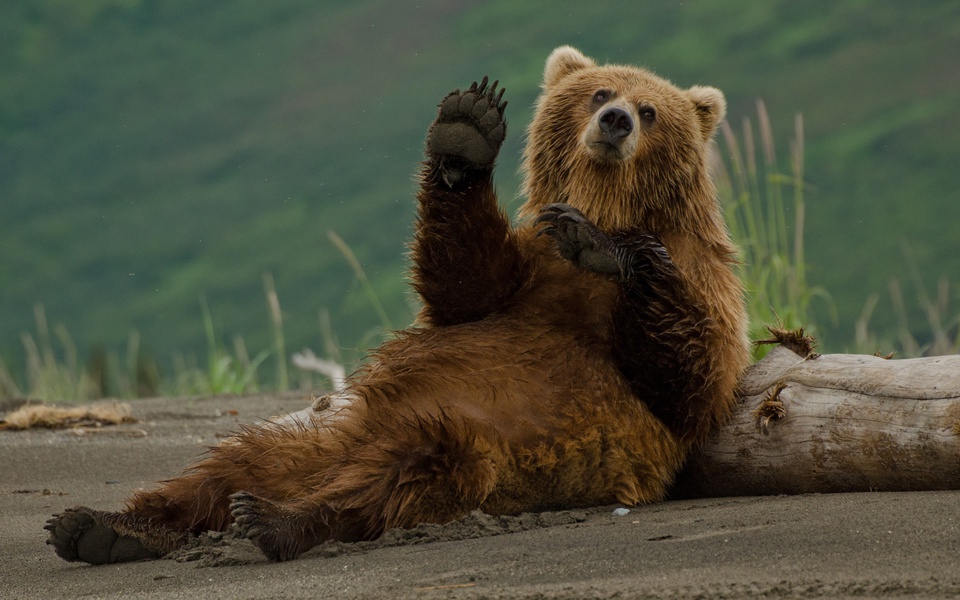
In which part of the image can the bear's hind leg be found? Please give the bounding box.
[45,422,337,564]
[45,506,189,564]
[229,413,501,561]
[45,462,234,565]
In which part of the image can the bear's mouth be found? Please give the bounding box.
[588,140,626,162]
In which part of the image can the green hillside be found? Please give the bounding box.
[3,1,960,395]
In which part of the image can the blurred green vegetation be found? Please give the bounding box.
[2,1,959,398]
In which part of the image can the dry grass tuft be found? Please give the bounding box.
[0,401,137,431]
[754,325,820,359]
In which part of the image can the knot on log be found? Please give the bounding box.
[752,381,787,435]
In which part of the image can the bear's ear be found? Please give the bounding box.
[687,86,727,140]
[543,46,595,88]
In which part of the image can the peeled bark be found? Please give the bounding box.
[673,345,960,498]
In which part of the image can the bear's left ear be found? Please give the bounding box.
[687,86,727,140]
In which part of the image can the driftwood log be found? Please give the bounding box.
[673,345,960,497]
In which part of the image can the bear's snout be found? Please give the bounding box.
[583,104,639,163]
[598,107,634,143]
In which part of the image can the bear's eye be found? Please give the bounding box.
[592,89,611,105]
[639,105,657,123]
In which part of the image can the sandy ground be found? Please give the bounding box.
[3,392,960,599]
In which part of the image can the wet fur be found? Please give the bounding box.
[46,47,748,563]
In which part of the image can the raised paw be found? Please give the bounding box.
[426,76,507,187]
[44,507,159,564]
[230,491,306,562]
[535,203,621,275]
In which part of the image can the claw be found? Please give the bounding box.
[534,204,561,233]
[534,212,557,228]
[536,203,588,224]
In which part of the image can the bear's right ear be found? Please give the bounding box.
[543,46,595,88]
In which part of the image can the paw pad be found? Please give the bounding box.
[45,507,158,564]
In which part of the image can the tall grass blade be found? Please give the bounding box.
[263,272,288,390]
[327,230,394,332]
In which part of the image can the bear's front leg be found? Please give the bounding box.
[411,77,529,327]
[537,203,722,445]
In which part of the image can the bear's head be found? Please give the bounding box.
[520,46,727,234]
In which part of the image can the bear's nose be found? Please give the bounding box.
[598,107,633,140]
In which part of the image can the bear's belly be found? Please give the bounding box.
[354,316,645,442]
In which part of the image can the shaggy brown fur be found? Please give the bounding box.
[45,46,749,564]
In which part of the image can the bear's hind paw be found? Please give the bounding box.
[44,507,159,564]
[230,491,308,562]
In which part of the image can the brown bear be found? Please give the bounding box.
[45,46,749,563]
